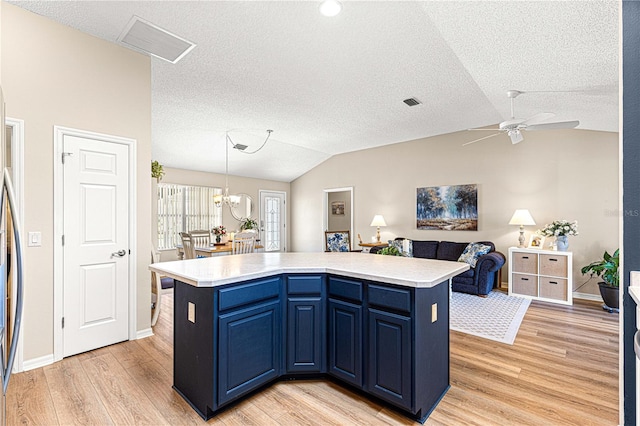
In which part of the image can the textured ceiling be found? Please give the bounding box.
[9,1,619,182]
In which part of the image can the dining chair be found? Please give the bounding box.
[150,249,162,326]
[179,232,197,259]
[189,229,211,247]
[324,230,352,252]
[151,248,177,326]
[232,231,256,255]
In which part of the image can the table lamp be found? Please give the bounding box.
[370,215,387,243]
[508,209,536,248]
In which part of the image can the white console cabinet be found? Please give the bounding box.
[508,247,573,305]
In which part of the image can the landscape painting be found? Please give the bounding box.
[416,184,478,231]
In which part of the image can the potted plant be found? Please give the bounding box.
[377,245,401,256]
[151,160,165,182]
[581,249,619,312]
[239,217,258,232]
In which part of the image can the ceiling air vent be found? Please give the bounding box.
[403,97,422,107]
[117,16,196,64]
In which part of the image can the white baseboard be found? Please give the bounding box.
[23,331,153,372]
[573,292,603,302]
[136,328,154,339]
[23,354,55,371]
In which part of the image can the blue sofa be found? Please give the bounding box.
[373,239,505,296]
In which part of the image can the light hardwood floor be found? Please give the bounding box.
[8,290,619,425]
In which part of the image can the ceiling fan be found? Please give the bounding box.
[463,90,580,146]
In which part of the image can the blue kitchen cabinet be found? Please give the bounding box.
[287,297,323,372]
[286,275,325,373]
[173,273,450,424]
[367,283,413,410]
[368,308,412,410]
[216,277,282,407]
[328,276,364,388]
[218,299,281,406]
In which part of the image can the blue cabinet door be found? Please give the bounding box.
[218,300,281,406]
[368,308,412,411]
[287,297,323,373]
[328,298,363,387]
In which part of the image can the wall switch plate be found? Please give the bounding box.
[188,302,195,323]
[431,303,437,323]
[28,231,42,247]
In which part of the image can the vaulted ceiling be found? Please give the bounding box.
[10,1,619,182]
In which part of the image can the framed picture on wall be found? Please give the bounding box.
[416,184,478,231]
[331,201,345,215]
[528,234,545,249]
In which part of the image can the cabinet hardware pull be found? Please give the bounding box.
[549,258,558,262]
[522,278,529,281]
[549,281,558,284]
[522,256,529,259]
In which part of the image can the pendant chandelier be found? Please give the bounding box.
[213,129,273,208]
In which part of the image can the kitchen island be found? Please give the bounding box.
[150,252,468,423]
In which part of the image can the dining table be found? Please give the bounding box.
[176,242,264,260]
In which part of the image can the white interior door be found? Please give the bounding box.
[259,191,286,252]
[62,134,129,357]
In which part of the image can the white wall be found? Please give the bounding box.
[291,128,619,297]
[1,4,152,360]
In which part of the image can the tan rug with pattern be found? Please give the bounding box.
[450,290,531,345]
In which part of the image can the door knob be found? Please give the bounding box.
[111,249,127,258]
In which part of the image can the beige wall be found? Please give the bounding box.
[1,4,152,360]
[291,128,619,297]
[157,166,290,261]
[327,191,351,232]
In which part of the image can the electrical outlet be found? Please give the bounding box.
[188,302,195,323]
[431,303,437,323]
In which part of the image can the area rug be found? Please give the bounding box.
[450,290,531,345]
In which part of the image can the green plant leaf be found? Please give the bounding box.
[581,248,619,287]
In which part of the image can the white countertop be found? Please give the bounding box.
[149,252,470,288]
[629,272,640,304]
[630,286,640,305]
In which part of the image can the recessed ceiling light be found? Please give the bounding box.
[319,0,342,17]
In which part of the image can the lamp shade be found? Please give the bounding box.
[509,209,536,226]
[370,215,387,227]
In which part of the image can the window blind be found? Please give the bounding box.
[157,183,222,250]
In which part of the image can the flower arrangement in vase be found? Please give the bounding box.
[537,219,578,251]
[212,225,226,244]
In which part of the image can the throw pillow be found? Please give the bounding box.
[388,239,413,257]
[458,242,491,268]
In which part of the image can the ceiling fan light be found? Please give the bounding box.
[508,130,524,144]
[319,0,342,17]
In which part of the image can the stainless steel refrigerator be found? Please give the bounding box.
[0,86,24,425]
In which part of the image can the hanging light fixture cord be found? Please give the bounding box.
[224,133,230,195]
[216,129,272,207]
[226,129,273,154]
